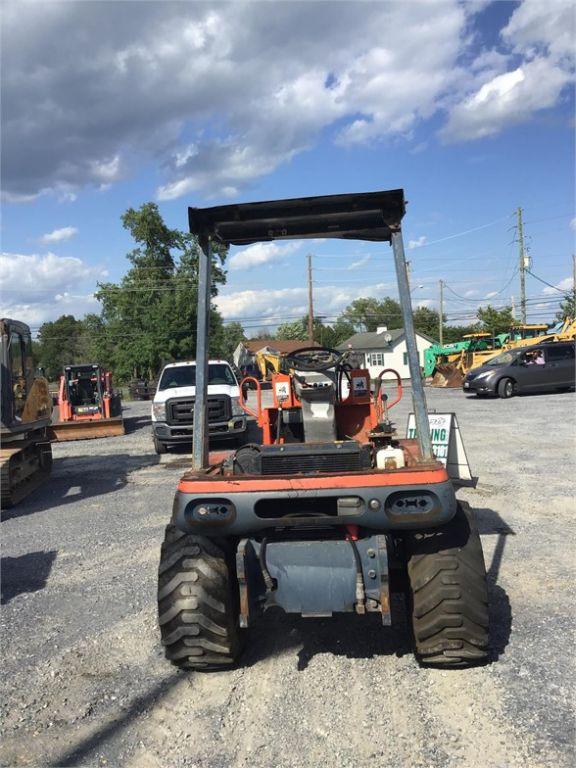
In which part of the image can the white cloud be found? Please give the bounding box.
[1,1,469,201]
[484,291,498,299]
[570,217,576,231]
[40,226,78,244]
[408,236,428,250]
[215,281,393,323]
[542,276,573,295]
[441,0,575,143]
[348,256,371,271]
[0,252,105,320]
[227,242,301,271]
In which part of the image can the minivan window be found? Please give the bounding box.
[158,364,237,390]
[545,345,575,362]
[485,350,519,366]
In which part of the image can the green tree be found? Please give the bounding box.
[276,318,308,341]
[341,297,402,332]
[413,306,441,340]
[96,203,227,381]
[35,315,86,380]
[213,321,246,361]
[476,304,515,336]
[556,287,576,321]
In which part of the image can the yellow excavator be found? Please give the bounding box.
[255,351,284,381]
[433,320,576,388]
[1,319,53,507]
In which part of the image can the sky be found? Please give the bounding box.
[1,0,575,337]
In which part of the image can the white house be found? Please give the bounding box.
[338,326,436,380]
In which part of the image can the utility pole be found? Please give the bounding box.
[573,254,576,318]
[511,295,516,320]
[438,279,444,345]
[307,253,314,343]
[406,260,412,290]
[517,207,527,324]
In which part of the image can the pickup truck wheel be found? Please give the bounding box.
[153,436,167,454]
[405,502,489,667]
[158,525,243,670]
[497,377,514,399]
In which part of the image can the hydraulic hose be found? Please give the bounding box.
[259,538,277,592]
[347,537,366,615]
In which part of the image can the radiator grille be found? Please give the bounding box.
[167,396,230,425]
[261,452,364,475]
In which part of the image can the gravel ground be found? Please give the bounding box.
[1,387,575,768]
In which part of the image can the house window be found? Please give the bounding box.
[403,352,408,366]
[369,352,385,367]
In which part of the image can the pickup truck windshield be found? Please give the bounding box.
[158,364,236,390]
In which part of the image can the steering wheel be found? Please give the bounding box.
[283,346,345,372]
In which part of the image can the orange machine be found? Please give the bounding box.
[51,363,124,441]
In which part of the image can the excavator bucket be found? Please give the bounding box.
[431,363,465,388]
[49,414,125,442]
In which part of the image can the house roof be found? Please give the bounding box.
[337,328,436,350]
[243,339,321,355]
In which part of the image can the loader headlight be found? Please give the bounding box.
[231,396,244,416]
[152,402,166,421]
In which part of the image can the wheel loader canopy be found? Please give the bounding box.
[188,189,406,245]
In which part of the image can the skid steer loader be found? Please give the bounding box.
[50,364,124,441]
[157,190,490,669]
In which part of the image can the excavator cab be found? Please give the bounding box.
[1,319,52,507]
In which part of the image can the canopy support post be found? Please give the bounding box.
[390,229,433,461]
[192,234,212,470]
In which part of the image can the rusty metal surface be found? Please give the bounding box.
[49,418,125,442]
[432,363,465,388]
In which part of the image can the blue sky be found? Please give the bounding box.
[1,0,574,336]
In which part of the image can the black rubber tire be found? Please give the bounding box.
[405,502,489,667]
[158,525,243,670]
[497,377,514,399]
[153,436,167,454]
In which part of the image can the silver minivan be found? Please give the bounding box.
[463,341,575,398]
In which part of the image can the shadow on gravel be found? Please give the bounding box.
[475,506,514,661]
[1,550,57,604]
[1,453,160,520]
[47,672,182,767]
[123,413,151,434]
[243,609,409,671]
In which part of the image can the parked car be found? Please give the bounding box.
[151,360,247,454]
[462,341,575,398]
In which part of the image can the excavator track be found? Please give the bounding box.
[1,433,52,509]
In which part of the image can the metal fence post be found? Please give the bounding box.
[390,229,433,461]
[192,234,212,469]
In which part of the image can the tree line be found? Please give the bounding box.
[32,203,571,382]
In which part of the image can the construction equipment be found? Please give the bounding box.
[1,319,52,508]
[51,363,124,441]
[157,189,490,670]
[432,333,505,387]
[255,350,283,381]
[432,324,574,388]
[129,377,158,400]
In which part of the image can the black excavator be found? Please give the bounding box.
[1,318,53,507]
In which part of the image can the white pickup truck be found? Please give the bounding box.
[151,360,247,454]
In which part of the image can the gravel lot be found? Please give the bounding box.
[1,387,575,768]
